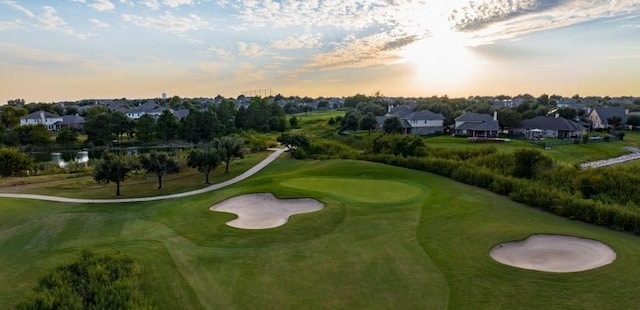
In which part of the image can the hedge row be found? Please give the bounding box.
[359,153,640,235]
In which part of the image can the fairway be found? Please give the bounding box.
[2,158,640,309]
[281,177,422,203]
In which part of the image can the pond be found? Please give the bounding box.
[34,146,191,168]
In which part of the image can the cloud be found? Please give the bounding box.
[90,18,110,28]
[163,0,192,8]
[271,33,322,50]
[0,19,23,31]
[3,0,35,18]
[0,42,73,63]
[308,33,419,70]
[237,42,268,57]
[89,0,115,11]
[37,6,90,39]
[206,46,234,60]
[140,0,160,10]
[122,12,210,33]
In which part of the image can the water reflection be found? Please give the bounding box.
[51,151,89,168]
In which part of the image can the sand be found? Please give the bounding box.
[490,234,616,272]
[209,193,324,229]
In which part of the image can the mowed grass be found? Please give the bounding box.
[2,158,640,309]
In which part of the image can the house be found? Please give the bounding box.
[589,107,628,129]
[378,106,444,135]
[57,115,86,130]
[19,110,63,130]
[126,101,167,119]
[454,112,500,137]
[511,115,586,139]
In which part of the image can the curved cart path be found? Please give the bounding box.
[0,148,286,204]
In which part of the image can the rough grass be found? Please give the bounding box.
[2,159,640,309]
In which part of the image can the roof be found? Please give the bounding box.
[21,110,62,120]
[172,109,190,119]
[455,112,494,122]
[61,115,85,124]
[518,116,585,131]
[456,119,499,131]
[405,110,445,121]
[376,116,412,129]
[594,107,627,123]
[388,105,414,117]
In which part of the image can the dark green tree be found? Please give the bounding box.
[0,148,33,177]
[359,112,378,135]
[139,151,180,189]
[110,111,132,143]
[156,110,179,142]
[382,117,403,134]
[11,124,50,145]
[626,115,640,128]
[556,107,577,120]
[216,99,237,135]
[341,111,360,130]
[213,136,245,173]
[512,149,552,179]
[187,143,221,184]
[277,133,310,157]
[93,152,139,196]
[56,127,78,149]
[289,115,298,128]
[607,116,623,130]
[0,105,27,130]
[135,114,156,143]
[84,106,114,146]
[497,108,521,131]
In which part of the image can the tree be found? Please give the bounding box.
[56,127,78,149]
[382,117,403,134]
[93,152,139,196]
[110,111,132,143]
[359,112,378,135]
[626,115,640,128]
[277,133,310,157]
[156,110,179,142]
[11,124,50,145]
[84,106,114,146]
[0,106,27,130]
[607,116,623,130]
[139,151,180,189]
[497,108,521,131]
[344,94,368,108]
[135,114,156,143]
[0,148,33,177]
[289,115,298,128]
[213,136,245,173]
[341,111,360,130]
[512,149,552,179]
[187,144,221,184]
[556,107,577,120]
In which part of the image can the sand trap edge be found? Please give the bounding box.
[209,193,324,230]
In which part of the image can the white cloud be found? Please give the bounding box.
[89,0,115,11]
[206,46,234,60]
[122,12,210,33]
[237,41,267,58]
[37,6,90,39]
[3,0,35,18]
[0,19,23,30]
[271,33,322,50]
[90,18,110,28]
[162,0,192,8]
[140,0,160,10]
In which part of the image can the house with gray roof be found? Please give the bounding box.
[454,112,500,137]
[377,108,445,135]
[511,115,586,139]
[58,115,86,130]
[20,110,63,130]
[589,107,628,129]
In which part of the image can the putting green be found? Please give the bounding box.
[280,177,422,203]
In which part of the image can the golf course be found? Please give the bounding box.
[2,156,640,309]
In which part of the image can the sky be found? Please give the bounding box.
[0,0,639,103]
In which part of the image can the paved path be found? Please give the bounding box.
[0,148,286,203]
[579,147,640,169]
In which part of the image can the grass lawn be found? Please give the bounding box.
[1,158,640,309]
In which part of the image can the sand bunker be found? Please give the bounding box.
[490,234,616,272]
[210,193,324,229]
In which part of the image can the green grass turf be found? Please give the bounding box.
[2,158,640,309]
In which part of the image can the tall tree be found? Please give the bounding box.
[607,116,623,130]
[84,106,114,146]
[187,144,221,184]
[216,99,237,135]
[277,133,309,157]
[359,112,378,135]
[139,151,180,189]
[382,117,403,134]
[0,106,28,130]
[0,148,33,177]
[213,136,245,173]
[156,110,178,142]
[110,111,132,143]
[135,114,156,143]
[93,153,139,196]
[56,127,79,149]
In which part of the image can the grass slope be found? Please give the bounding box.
[1,158,640,309]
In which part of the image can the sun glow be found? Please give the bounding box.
[401,30,481,91]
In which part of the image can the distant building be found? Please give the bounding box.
[162,93,167,100]
[589,107,628,129]
[511,115,586,139]
[454,112,499,137]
